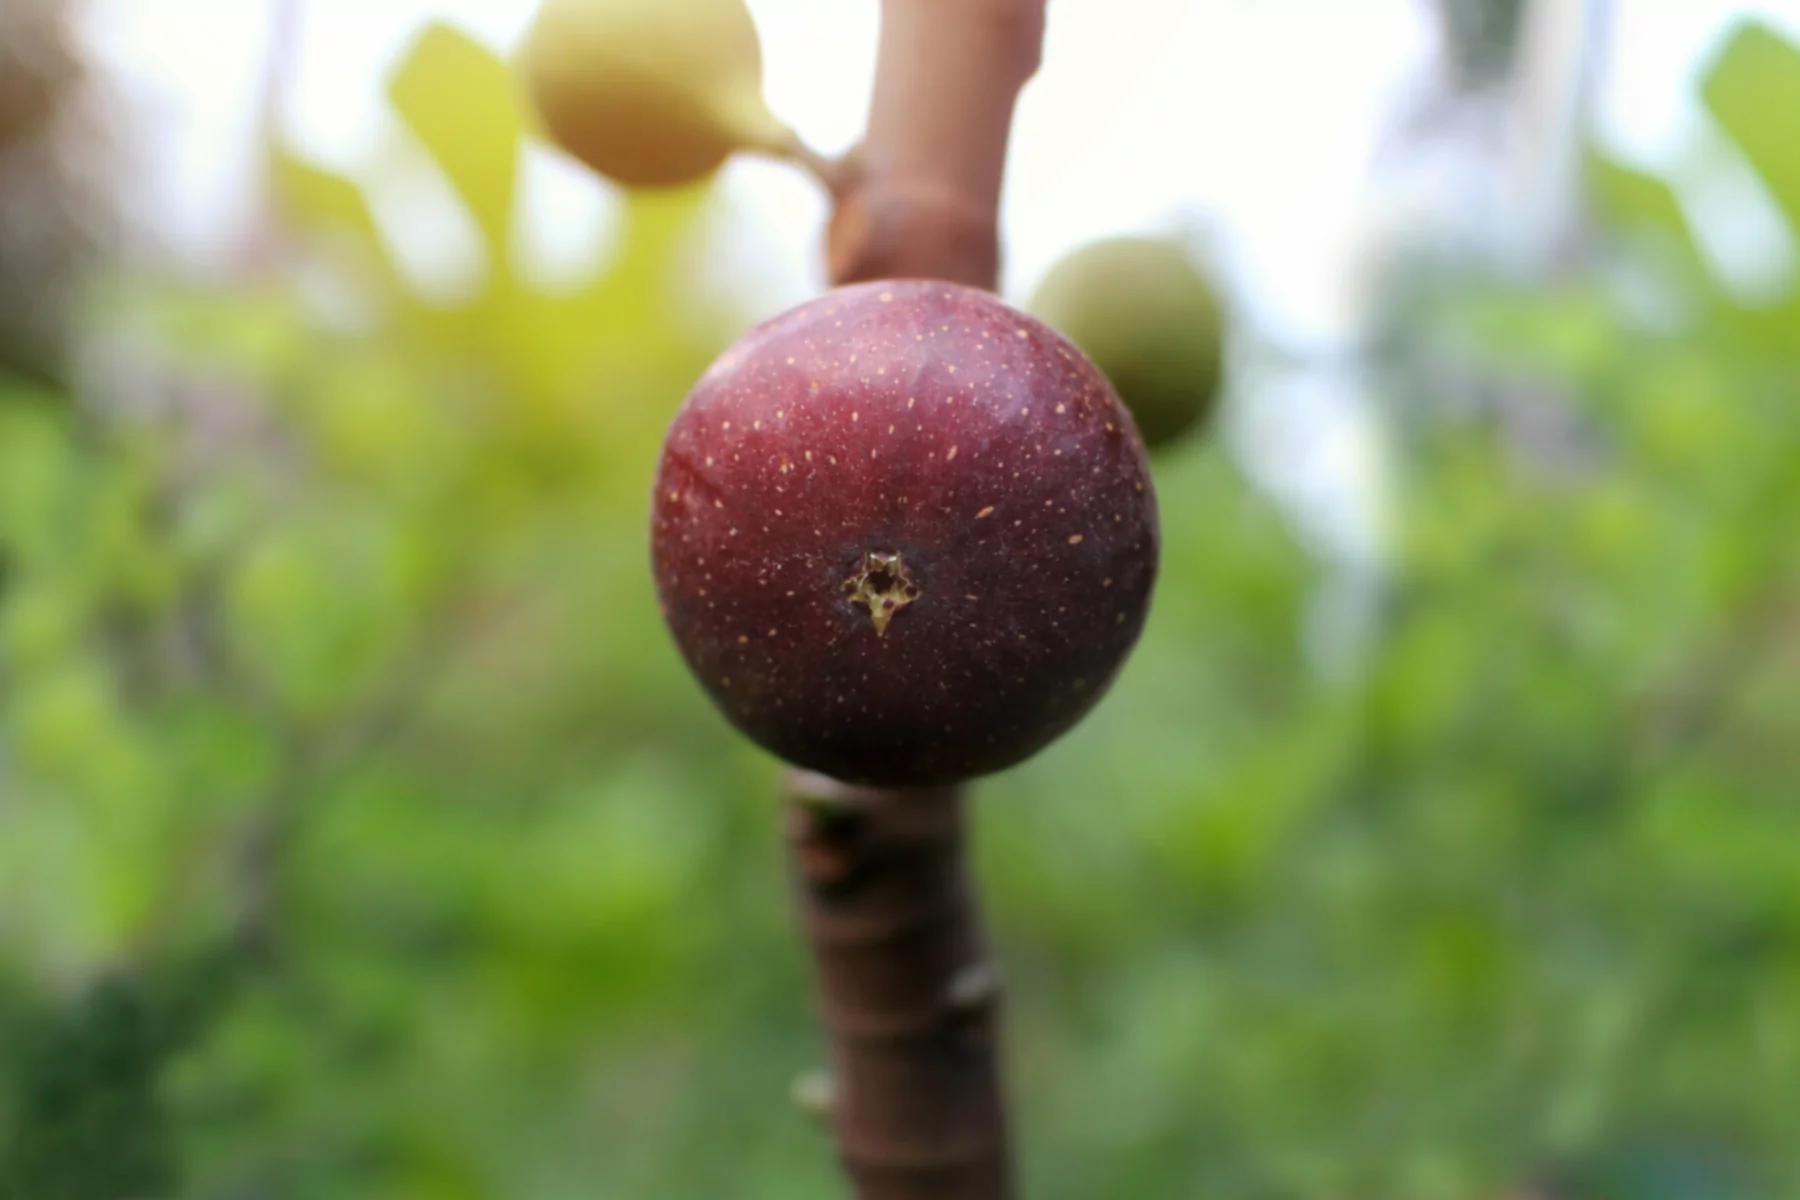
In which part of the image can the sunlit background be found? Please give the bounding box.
[86,0,1800,634]
[6,0,1800,1196]
[84,0,1800,305]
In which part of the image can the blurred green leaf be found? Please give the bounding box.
[1586,150,1712,290]
[270,146,381,248]
[1702,21,1800,228]
[387,22,525,259]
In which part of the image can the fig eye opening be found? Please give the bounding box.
[843,550,920,635]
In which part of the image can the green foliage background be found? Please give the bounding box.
[3,18,1798,1200]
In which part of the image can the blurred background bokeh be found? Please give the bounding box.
[4,0,1800,1196]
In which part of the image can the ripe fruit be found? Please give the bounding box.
[516,0,795,188]
[1028,236,1226,450]
[651,281,1160,788]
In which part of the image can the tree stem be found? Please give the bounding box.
[783,772,1011,1200]
[786,5,1043,1196]
[826,0,1045,289]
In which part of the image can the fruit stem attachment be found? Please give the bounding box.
[784,2,1044,1198]
[775,132,865,199]
[826,0,1045,288]
[782,772,1011,1199]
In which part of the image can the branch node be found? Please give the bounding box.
[827,182,999,291]
[791,1068,837,1126]
[944,959,1005,1016]
[787,769,872,818]
[784,770,886,888]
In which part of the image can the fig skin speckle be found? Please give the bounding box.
[650,279,1161,788]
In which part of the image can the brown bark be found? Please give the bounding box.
[784,771,1010,1200]
[786,5,1044,1197]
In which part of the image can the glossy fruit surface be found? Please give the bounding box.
[651,280,1160,787]
[517,0,791,188]
[1028,236,1226,449]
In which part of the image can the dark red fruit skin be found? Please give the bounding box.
[650,279,1160,788]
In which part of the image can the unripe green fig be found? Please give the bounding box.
[1028,236,1226,450]
[516,0,794,188]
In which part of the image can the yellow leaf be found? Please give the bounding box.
[388,22,525,260]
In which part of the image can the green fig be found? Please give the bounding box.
[516,0,796,189]
[1028,235,1227,450]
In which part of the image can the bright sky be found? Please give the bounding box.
[69,0,1800,653]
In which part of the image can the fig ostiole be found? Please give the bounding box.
[517,0,796,189]
[651,281,1161,788]
[1028,235,1227,451]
